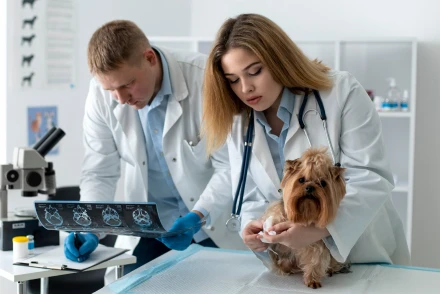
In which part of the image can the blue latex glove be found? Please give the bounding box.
[64,232,99,262]
[158,212,202,251]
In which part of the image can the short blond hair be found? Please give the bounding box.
[87,20,150,74]
[203,13,332,154]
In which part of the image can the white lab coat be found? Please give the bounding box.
[80,48,247,274]
[223,71,410,265]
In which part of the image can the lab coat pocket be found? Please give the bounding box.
[182,138,210,170]
[183,137,206,154]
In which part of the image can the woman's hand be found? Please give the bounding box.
[242,220,269,252]
[258,221,330,250]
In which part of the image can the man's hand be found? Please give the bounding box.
[242,220,269,252]
[64,232,99,262]
[258,221,330,249]
[158,212,202,251]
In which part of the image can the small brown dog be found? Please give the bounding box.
[262,147,349,288]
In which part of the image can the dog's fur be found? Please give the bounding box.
[262,147,349,288]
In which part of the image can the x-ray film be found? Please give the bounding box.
[34,201,203,238]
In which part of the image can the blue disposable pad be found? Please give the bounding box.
[108,244,440,294]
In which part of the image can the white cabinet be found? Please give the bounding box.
[151,37,417,251]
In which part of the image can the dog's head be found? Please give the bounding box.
[281,147,346,228]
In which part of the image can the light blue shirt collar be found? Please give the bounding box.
[254,88,295,180]
[154,47,172,97]
[146,47,172,109]
[255,88,295,129]
[278,88,295,117]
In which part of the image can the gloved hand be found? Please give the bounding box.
[158,212,202,251]
[64,232,99,262]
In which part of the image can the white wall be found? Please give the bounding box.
[190,0,440,268]
[0,1,11,293]
[1,1,192,293]
[0,0,6,164]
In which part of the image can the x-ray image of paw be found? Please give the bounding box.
[102,205,122,226]
[44,205,63,226]
[73,205,92,226]
[133,208,152,227]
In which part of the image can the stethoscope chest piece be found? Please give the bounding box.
[226,215,241,232]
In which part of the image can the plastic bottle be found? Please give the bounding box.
[12,236,29,262]
[400,90,409,112]
[382,97,391,112]
[27,234,35,255]
[386,78,401,111]
[374,96,383,112]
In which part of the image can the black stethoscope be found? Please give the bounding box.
[225,89,340,232]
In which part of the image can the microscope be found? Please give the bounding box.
[0,127,65,250]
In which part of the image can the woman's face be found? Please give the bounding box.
[221,47,283,112]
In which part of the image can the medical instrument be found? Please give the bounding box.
[226,112,254,232]
[0,127,65,250]
[226,90,340,232]
[298,89,340,167]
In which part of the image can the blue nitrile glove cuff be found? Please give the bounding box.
[64,232,99,262]
[158,212,202,251]
[174,212,202,234]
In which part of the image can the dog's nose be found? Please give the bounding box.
[305,186,315,193]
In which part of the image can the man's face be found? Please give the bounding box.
[97,49,158,110]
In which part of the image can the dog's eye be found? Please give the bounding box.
[299,177,305,184]
[320,180,327,187]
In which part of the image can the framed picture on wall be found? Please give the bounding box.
[27,105,59,154]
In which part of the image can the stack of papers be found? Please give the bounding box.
[14,244,127,271]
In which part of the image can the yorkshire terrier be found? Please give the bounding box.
[261,147,349,289]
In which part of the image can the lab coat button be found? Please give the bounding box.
[278,189,282,193]
[172,158,176,162]
[142,161,145,165]
[190,198,194,202]
[210,226,215,231]
[154,129,158,133]
[265,200,269,203]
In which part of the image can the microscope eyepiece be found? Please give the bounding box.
[36,129,66,157]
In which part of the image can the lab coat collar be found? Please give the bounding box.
[159,47,188,102]
[252,117,281,190]
[285,90,304,145]
[113,103,148,188]
[251,91,303,192]
[158,47,187,137]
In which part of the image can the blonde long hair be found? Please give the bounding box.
[203,13,333,154]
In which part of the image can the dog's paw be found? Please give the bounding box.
[306,280,322,289]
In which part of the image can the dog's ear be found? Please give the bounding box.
[331,166,346,180]
[281,159,301,188]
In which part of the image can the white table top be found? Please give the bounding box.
[96,245,440,294]
[0,245,136,283]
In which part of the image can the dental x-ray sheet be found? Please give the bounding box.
[34,201,200,238]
